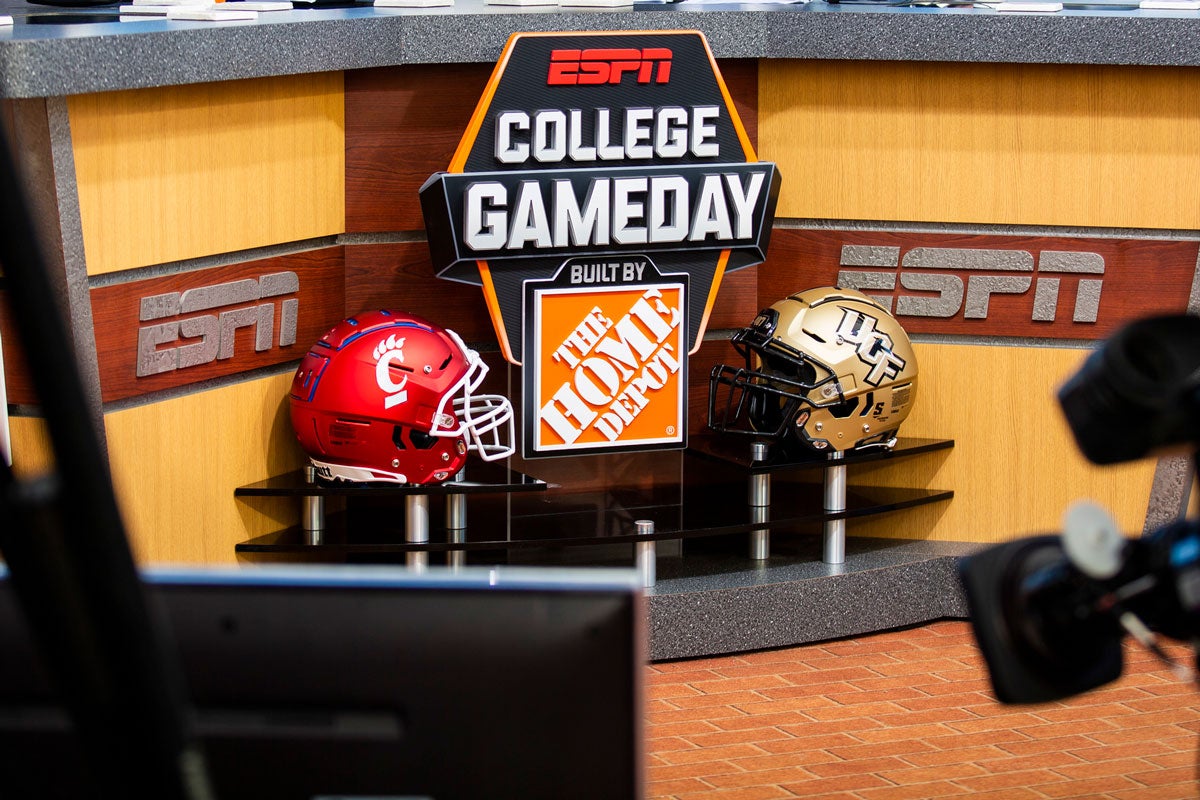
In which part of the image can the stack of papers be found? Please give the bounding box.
[992,1,1063,10]
[1140,0,1200,8]
[374,0,453,7]
[119,0,293,19]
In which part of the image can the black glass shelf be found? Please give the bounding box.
[686,435,954,473]
[235,484,953,555]
[234,460,549,497]
[233,437,954,558]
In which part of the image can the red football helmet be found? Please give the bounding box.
[289,309,514,484]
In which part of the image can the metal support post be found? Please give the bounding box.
[823,450,847,564]
[302,465,324,546]
[749,441,770,560]
[406,494,430,570]
[635,520,656,588]
[446,490,467,569]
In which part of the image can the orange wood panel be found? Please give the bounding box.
[69,74,345,275]
[761,60,1200,230]
[105,372,305,564]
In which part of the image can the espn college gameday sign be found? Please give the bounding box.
[421,31,780,457]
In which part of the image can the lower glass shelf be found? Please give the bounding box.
[235,484,953,555]
[234,460,548,497]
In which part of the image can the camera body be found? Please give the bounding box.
[960,313,1200,704]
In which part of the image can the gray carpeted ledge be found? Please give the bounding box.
[646,538,976,661]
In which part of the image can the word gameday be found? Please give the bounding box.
[137,271,299,377]
[461,165,766,256]
[538,286,684,450]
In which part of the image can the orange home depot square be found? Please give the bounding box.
[531,278,687,455]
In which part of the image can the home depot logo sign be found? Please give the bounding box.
[534,265,684,452]
[420,31,780,457]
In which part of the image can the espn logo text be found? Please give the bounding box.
[837,246,1105,323]
[547,48,672,86]
[137,271,299,377]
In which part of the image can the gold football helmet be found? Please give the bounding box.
[708,287,919,453]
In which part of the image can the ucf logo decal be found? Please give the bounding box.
[420,31,781,457]
[835,309,907,386]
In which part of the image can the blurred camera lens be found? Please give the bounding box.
[1058,314,1200,465]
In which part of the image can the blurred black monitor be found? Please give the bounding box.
[0,564,646,800]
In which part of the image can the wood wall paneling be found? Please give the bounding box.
[69,73,346,275]
[0,289,33,405]
[91,248,346,403]
[345,64,493,234]
[343,241,494,341]
[721,60,759,157]
[761,61,1200,230]
[847,341,1157,543]
[702,265,758,334]
[105,372,304,564]
[8,416,54,480]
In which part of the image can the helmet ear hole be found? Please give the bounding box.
[392,426,408,450]
[827,397,860,419]
[409,430,439,450]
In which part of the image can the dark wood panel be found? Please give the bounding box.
[344,60,760,235]
[759,229,1198,341]
[721,60,759,157]
[705,264,757,333]
[343,241,496,344]
[91,248,346,403]
[0,287,34,405]
[345,64,493,234]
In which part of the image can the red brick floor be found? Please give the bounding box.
[645,620,1200,799]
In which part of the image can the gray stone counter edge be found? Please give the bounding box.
[3,1,1200,98]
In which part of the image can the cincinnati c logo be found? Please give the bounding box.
[836,309,906,386]
[373,335,409,409]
